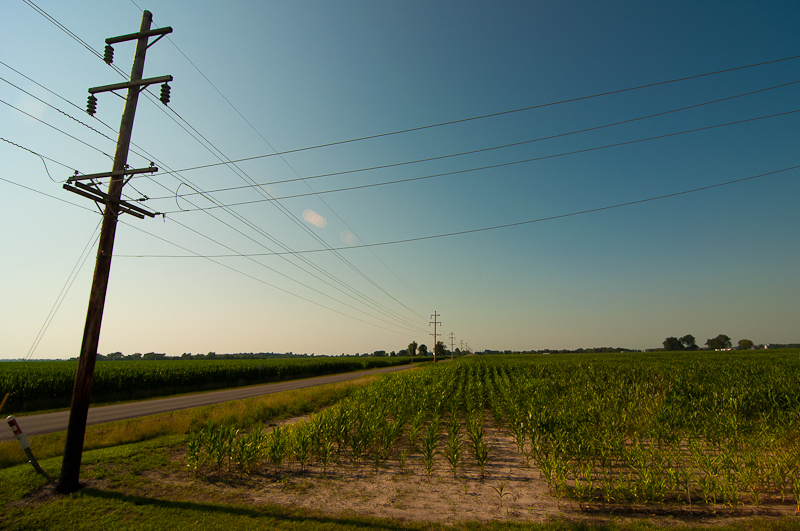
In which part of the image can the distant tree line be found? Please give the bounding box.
[100,351,322,361]
[98,348,441,361]
[477,347,636,355]
[661,334,758,351]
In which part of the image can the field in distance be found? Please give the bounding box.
[0,356,423,414]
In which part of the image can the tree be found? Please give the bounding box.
[706,334,732,350]
[738,339,754,350]
[418,343,429,356]
[434,341,446,360]
[106,352,124,361]
[662,337,683,351]
[680,334,698,351]
[407,341,418,357]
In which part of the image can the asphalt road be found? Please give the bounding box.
[2,363,418,441]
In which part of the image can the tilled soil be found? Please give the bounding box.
[168,421,798,526]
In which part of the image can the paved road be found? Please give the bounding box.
[2,363,418,441]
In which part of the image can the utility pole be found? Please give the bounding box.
[449,331,455,359]
[429,312,441,363]
[57,10,172,494]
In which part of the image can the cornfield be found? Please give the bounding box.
[0,356,414,413]
[186,351,800,513]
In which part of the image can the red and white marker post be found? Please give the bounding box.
[6,415,54,484]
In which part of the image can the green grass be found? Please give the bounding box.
[0,375,378,469]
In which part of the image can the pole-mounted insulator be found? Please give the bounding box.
[159,83,170,105]
[103,45,114,65]
[86,95,98,116]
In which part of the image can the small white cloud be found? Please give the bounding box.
[340,231,356,244]
[303,209,327,228]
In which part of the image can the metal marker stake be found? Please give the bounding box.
[6,416,55,485]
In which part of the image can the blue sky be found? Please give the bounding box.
[2,0,799,359]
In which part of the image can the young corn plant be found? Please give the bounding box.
[491,480,511,507]
[202,422,234,474]
[232,429,263,477]
[408,411,425,451]
[791,474,800,515]
[291,424,313,472]
[266,425,288,472]
[572,462,595,506]
[317,438,335,476]
[186,429,204,476]
[443,416,464,479]
[420,416,441,478]
[398,448,409,473]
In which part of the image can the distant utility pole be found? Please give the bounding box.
[449,331,455,359]
[57,10,172,494]
[430,312,441,363]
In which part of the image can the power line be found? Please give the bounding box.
[26,221,102,360]
[155,107,800,214]
[165,216,427,334]
[116,164,800,258]
[156,107,426,329]
[1,170,426,336]
[0,97,114,161]
[141,6,434,317]
[21,2,428,331]
[22,0,104,61]
[145,78,800,200]
[0,73,118,142]
[1,136,79,174]
[0,60,181,185]
[130,54,800,175]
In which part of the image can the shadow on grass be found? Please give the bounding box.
[79,487,424,531]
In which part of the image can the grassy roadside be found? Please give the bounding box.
[0,374,379,469]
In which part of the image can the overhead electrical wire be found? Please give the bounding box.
[0,97,114,161]
[19,0,798,337]
[155,107,800,214]
[165,215,426,334]
[117,164,800,258]
[1,141,426,335]
[1,136,79,174]
[25,220,102,360]
[144,10,432,319]
[0,167,424,336]
[132,55,800,174]
[148,78,800,196]
[119,218,431,336]
[154,105,426,330]
[17,4,429,333]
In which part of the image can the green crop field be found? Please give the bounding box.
[0,356,417,414]
[186,350,800,513]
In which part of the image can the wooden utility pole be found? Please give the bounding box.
[57,10,172,494]
[430,312,441,363]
